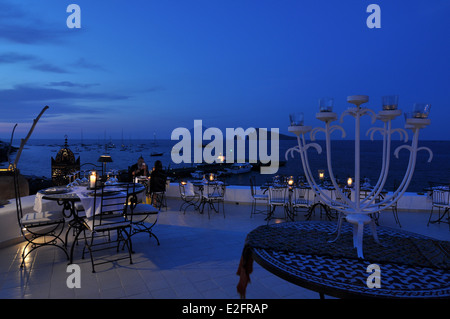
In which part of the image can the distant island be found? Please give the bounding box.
[187,124,296,141]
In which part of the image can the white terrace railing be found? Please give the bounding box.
[0,183,434,246]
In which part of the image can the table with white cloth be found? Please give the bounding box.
[34,183,146,263]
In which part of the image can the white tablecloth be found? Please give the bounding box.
[34,186,144,218]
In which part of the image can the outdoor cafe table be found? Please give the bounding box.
[34,183,146,263]
[191,180,227,214]
[261,183,335,221]
[237,221,450,299]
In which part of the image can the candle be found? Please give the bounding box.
[289,112,304,126]
[319,97,334,112]
[209,173,214,181]
[382,95,399,111]
[288,176,294,186]
[412,103,431,119]
[347,177,353,188]
[318,170,325,181]
[90,171,97,189]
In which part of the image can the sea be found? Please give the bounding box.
[2,138,449,193]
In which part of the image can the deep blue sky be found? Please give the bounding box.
[0,0,449,140]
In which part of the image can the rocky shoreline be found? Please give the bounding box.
[0,140,17,163]
[0,140,52,196]
[24,175,53,195]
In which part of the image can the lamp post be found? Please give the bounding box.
[286,95,433,258]
[97,155,113,180]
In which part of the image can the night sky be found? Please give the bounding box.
[0,0,449,140]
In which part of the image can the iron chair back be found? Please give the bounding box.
[267,186,289,221]
[427,187,450,227]
[249,176,268,218]
[202,181,226,218]
[83,182,133,272]
[13,168,68,267]
[179,181,200,213]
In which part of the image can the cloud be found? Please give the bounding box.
[0,23,66,45]
[71,58,105,71]
[30,63,69,74]
[0,84,129,104]
[0,51,70,73]
[0,2,66,45]
[0,2,24,20]
[0,84,131,123]
[47,81,100,89]
[0,52,36,64]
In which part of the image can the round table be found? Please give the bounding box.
[37,183,146,263]
[237,221,450,299]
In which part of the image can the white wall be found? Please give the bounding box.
[0,184,433,246]
[166,182,433,211]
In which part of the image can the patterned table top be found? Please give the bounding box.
[244,221,449,299]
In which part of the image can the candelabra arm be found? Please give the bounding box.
[323,122,356,209]
[365,108,377,124]
[369,128,432,211]
[391,128,409,143]
[361,121,395,208]
[296,134,346,207]
[340,107,377,124]
[361,123,389,207]
[310,127,325,141]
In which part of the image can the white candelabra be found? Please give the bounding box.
[286,95,433,258]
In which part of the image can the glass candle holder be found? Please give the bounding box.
[287,176,294,186]
[347,177,353,188]
[382,95,399,110]
[289,112,304,126]
[319,97,334,112]
[412,103,431,118]
[318,169,325,181]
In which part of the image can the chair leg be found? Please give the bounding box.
[393,207,401,227]
[250,200,255,218]
[427,206,435,226]
[222,200,225,218]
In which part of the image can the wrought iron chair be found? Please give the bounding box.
[323,186,351,232]
[427,187,450,227]
[375,193,401,227]
[179,181,200,213]
[201,181,226,218]
[151,191,167,211]
[250,176,268,218]
[82,182,133,273]
[124,183,160,246]
[267,186,289,222]
[360,183,402,227]
[13,168,68,267]
[65,163,102,245]
[290,186,312,220]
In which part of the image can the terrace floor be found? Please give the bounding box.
[0,198,448,299]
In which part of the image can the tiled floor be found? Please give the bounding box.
[0,198,448,299]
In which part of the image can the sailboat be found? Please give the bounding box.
[150,151,163,157]
[120,129,128,151]
[150,131,163,156]
[151,132,158,146]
